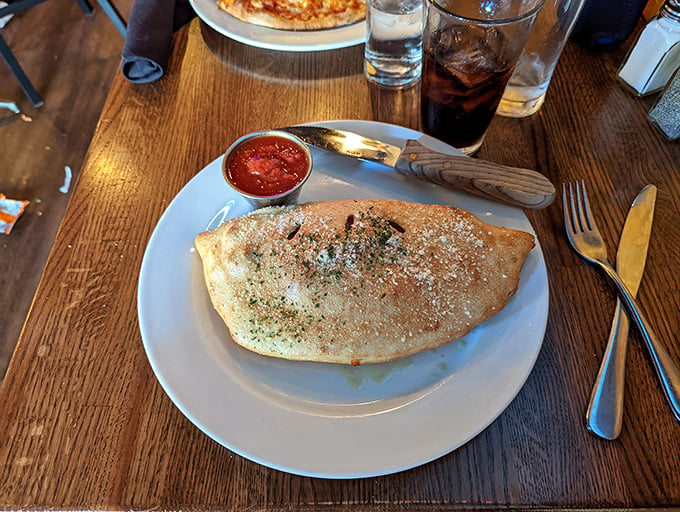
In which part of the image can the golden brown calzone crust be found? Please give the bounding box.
[195,199,535,365]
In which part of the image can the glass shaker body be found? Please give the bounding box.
[617,0,680,96]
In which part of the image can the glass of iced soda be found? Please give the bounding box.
[420,0,544,155]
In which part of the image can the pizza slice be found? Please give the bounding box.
[217,0,366,30]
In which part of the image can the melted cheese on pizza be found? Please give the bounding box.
[258,0,362,20]
[220,0,363,21]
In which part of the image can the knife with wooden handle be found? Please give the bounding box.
[281,126,556,209]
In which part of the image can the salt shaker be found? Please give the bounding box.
[648,68,680,140]
[617,0,680,96]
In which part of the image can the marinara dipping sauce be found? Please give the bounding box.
[223,131,312,207]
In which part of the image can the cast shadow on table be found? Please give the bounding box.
[367,80,421,128]
[199,23,363,82]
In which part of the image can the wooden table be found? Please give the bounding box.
[2,18,680,510]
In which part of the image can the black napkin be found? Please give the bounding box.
[121,0,196,83]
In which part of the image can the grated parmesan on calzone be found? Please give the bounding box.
[195,199,535,365]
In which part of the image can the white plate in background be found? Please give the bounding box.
[190,0,365,51]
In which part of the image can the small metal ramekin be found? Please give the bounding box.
[222,130,313,209]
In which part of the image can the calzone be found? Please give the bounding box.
[195,199,535,365]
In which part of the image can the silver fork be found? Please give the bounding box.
[563,181,680,423]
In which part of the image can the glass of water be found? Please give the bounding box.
[496,0,587,117]
[364,0,424,88]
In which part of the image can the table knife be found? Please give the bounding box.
[586,184,657,440]
[280,125,555,209]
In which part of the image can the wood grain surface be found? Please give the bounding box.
[1,18,680,511]
[0,0,132,381]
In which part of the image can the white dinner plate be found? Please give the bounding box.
[138,120,549,479]
[190,0,365,52]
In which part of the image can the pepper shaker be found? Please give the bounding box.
[648,68,680,139]
[617,0,680,96]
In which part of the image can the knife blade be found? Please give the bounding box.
[280,125,556,209]
[586,184,657,440]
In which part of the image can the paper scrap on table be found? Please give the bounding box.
[60,166,72,194]
[0,101,31,123]
[0,101,20,114]
[0,101,23,125]
[0,194,30,235]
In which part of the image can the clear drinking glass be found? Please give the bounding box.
[497,0,587,117]
[364,0,424,88]
[420,0,544,155]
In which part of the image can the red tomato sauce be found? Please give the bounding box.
[226,135,309,197]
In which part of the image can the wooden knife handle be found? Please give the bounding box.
[393,139,556,209]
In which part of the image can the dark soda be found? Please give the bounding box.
[421,52,514,151]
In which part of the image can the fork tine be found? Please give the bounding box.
[571,182,581,232]
[573,181,584,232]
[562,183,571,233]
[563,182,579,234]
[564,183,571,230]
[577,180,594,232]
